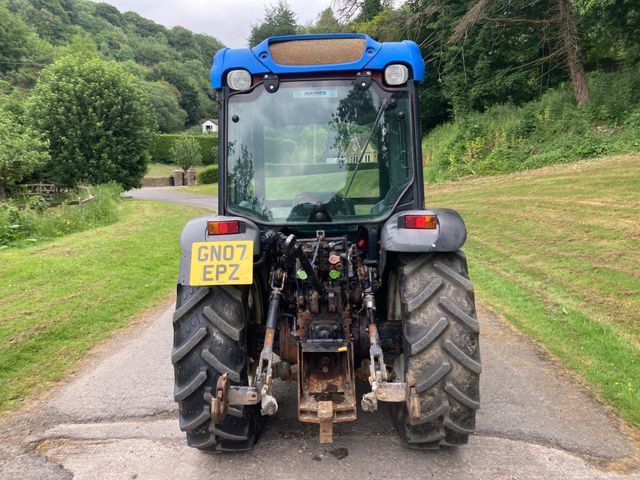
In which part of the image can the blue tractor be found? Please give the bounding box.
[172,34,480,451]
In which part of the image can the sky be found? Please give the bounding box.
[100,0,335,48]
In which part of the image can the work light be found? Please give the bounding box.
[384,64,409,86]
[226,69,252,91]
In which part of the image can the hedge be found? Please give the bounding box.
[197,165,218,184]
[150,134,217,165]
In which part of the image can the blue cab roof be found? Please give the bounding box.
[211,33,424,89]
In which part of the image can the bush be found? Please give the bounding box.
[0,183,122,247]
[26,195,49,213]
[0,108,50,200]
[171,136,201,172]
[197,165,218,184]
[0,202,22,246]
[423,71,640,182]
[28,54,154,190]
[150,134,217,165]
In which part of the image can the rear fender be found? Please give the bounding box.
[178,215,261,285]
[379,208,467,272]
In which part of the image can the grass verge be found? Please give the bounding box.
[178,184,219,196]
[0,199,205,413]
[428,154,640,427]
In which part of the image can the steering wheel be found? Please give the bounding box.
[328,192,355,216]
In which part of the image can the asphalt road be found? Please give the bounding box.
[0,188,638,479]
[124,186,219,211]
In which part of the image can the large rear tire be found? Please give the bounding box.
[172,284,264,452]
[388,251,481,449]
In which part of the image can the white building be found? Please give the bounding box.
[201,118,218,134]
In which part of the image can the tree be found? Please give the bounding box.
[0,108,50,200]
[306,8,342,33]
[0,7,32,74]
[93,2,124,28]
[358,0,384,22]
[29,54,154,190]
[558,0,589,104]
[575,0,640,70]
[139,80,188,133]
[451,0,591,105]
[335,0,390,23]
[168,26,198,53]
[171,137,202,172]
[193,33,225,66]
[130,36,174,66]
[248,1,299,47]
[148,61,202,124]
[122,11,165,38]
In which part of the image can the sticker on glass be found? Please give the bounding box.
[293,89,338,99]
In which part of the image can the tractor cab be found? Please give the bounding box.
[214,34,425,228]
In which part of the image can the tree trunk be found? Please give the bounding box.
[0,184,6,202]
[557,0,590,105]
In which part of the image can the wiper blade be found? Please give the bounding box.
[343,96,393,198]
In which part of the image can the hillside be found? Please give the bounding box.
[0,0,224,131]
[427,154,640,426]
[422,71,640,182]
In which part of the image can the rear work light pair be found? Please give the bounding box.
[226,64,410,91]
[209,216,435,235]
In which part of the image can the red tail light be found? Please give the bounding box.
[402,215,437,230]
[207,220,240,235]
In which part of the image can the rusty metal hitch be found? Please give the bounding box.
[212,272,287,423]
[361,293,411,414]
[253,271,287,416]
[211,373,261,423]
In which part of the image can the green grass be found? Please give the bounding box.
[178,183,219,196]
[266,169,379,199]
[428,153,640,427]
[0,199,205,413]
[145,163,178,177]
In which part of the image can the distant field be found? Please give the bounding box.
[266,168,379,199]
[145,163,177,177]
[428,154,640,426]
[0,200,205,413]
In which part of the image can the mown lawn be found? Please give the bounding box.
[145,162,177,177]
[180,167,377,201]
[0,199,205,413]
[178,183,219,196]
[266,169,379,199]
[427,154,640,427]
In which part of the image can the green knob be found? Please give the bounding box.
[297,269,308,280]
[329,269,341,280]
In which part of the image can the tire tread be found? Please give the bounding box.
[173,284,262,452]
[393,251,481,449]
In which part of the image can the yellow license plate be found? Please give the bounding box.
[189,241,253,286]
